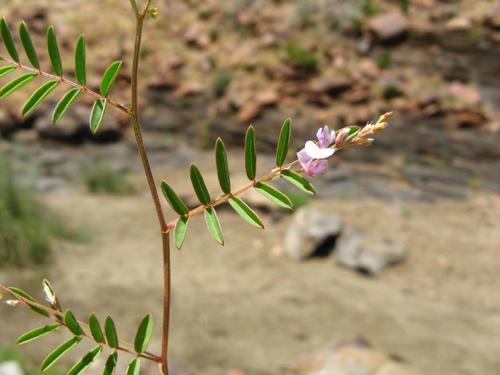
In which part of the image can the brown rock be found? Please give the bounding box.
[256,90,279,106]
[368,13,409,43]
[237,101,262,123]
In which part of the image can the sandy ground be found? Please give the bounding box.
[1,155,499,375]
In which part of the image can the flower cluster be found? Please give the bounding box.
[297,113,391,176]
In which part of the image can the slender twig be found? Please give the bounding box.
[0,54,131,115]
[128,4,171,375]
[0,284,161,362]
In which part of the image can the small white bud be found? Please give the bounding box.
[42,279,57,305]
[5,299,20,306]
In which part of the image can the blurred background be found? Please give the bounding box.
[0,0,499,374]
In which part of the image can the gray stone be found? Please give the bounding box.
[368,13,409,43]
[0,361,24,375]
[284,207,343,261]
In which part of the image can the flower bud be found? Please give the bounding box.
[335,128,351,146]
[5,299,20,306]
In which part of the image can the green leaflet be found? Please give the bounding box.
[215,138,231,194]
[52,88,81,125]
[75,34,86,85]
[134,314,153,353]
[254,182,294,210]
[47,26,63,76]
[19,22,40,68]
[65,310,84,336]
[190,164,211,205]
[17,324,60,345]
[275,118,291,167]
[67,345,103,375]
[100,61,123,96]
[245,126,256,180]
[280,169,316,195]
[204,207,224,245]
[0,65,17,77]
[8,287,50,317]
[126,358,140,375]
[0,18,19,62]
[228,197,264,229]
[161,180,189,215]
[89,99,107,134]
[174,216,189,249]
[0,73,37,99]
[103,352,118,375]
[88,314,105,343]
[41,336,82,371]
[22,80,59,117]
[104,316,119,348]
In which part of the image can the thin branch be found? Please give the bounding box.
[0,284,161,363]
[0,54,131,115]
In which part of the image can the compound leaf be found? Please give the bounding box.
[22,80,59,117]
[204,207,224,245]
[8,287,50,317]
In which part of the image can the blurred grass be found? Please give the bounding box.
[84,163,135,195]
[0,155,84,267]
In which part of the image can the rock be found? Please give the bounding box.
[336,231,407,275]
[0,361,24,375]
[284,207,343,261]
[296,339,421,375]
[237,101,262,123]
[308,77,353,98]
[256,90,279,107]
[368,13,409,44]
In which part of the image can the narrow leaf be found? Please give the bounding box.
[104,316,119,348]
[174,216,189,249]
[0,65,17,77]
[215,138,231,194]
[19,22,40,68]
[22,80,59,117]
[276,118,291,166]
[0,73,37,99]
[8,287,50,317]
[47,26,63,76]
[89,99,107,134]
[103,352,118,375]
[161,180,189,215]
[75,34,86,85]
[134,314,153,353]
[245,126,256,180]
[228,197,264,229]
[0,18,19,62]
[65,310,84,336]
[126,358,140,375]
[89,314,105,344]
[254,182,294,210]
[67,345,103,375]
[281,169,316,195]
[204,208,224,245]
[100,61,122,96]
[190,164,211,205]
[41,336,82,371]
[52,88,81,125]
[17,325,60,345]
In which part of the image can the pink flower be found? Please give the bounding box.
[316,125,336,148]
[297,126,336,176]
[297,149,329,176]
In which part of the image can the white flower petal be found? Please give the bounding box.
[304,141,335,159]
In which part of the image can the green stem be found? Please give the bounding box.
[129,5,171,375]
